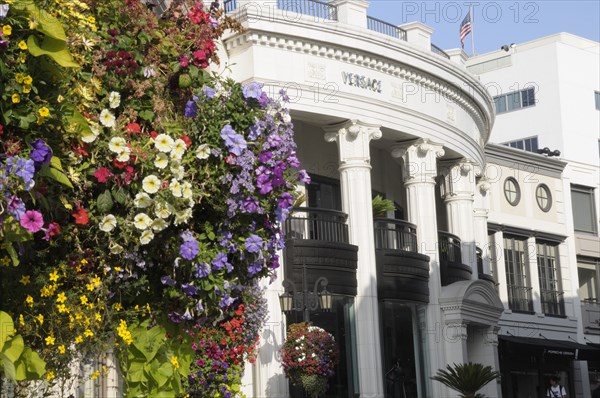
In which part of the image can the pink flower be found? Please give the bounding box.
[20,210,44,233]
[180,54,189,67]
[94,167,113,183]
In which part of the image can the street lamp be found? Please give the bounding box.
[279,268,332,322]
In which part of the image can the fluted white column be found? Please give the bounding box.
[324,119,384,398]
[474,177,492,274]
[392,138,445,398]
[441,159,477,278]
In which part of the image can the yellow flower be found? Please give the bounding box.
[22,85,31,94]
[36,314,44,325]
[75,335,83,344]
[45,336,55,346]
[19,53,26,63]
[18,314,24,326]
[15,73,24,83]
[28,17,38,30]
[49,270,59,282]
[114,303,122,311]
[56,292,66,303]
[58,345,66,354]
[20,275,30,285]
[11,93,20,104]
[1,256,10,267]
[57,304,69,313]
[2,25,11,36]
[18,41,27,50]
[86,283,94,291]
[23,75,32,85]
[87,16,96,24]
[171,356,180,369]
[84,329,94,338]
[46,371,55,380]
[95,313,102,322]
[38,107,50,117]
[25,295,34,307]
[80,295,88,305]
[92,276,101,287]
[91,370,100,380]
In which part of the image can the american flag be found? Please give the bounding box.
[460,10,472,49]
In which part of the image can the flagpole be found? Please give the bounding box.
[470,3,475,56]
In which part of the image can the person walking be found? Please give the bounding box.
[546,376,567,398]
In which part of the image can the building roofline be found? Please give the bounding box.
[485,143,567,176]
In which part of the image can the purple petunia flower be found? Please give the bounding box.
[228,134,247,156]
[180,240,199,260]
[30,139,53,164]
[219,294,235,308]
[161,276,177,286]
[19,210,43,233]
[245,234,263,253]
[298,169,311,184]
[258,91,269,107]
[279,88,290,102]
[203,86,215,99]
[194,263,211,278]
[168,311,183,323]
[8,157,35,183]
[247,262,263,276]
[195,300,204,312]
[211,252,229,271]
[278,192,293,209]
[184,100,197,118]
[258,151,272,163]
[7,195,26,220]
[248,124,261,140]
[180,230,195,242]
[242,81,262,100]
[220,124,237,146]
[242,196,259,213]
[181,283,199,296]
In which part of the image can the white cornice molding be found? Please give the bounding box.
[485,143,567,178]
[223,27,493,139]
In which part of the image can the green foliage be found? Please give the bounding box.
[300,373,329,398]
[372,195,395,217]
[431,362,499,398]
[0,312,47,381]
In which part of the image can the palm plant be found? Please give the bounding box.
[431,362,499,398]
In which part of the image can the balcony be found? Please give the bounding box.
[540,289,566,317]
[507,285,534,313]
[476,247,496,285]
[283,208,358,296]
[374,219,430,303]
[582,298,600,335]
[438,231,472,286]
[366,16,406,40]
[276,0,338,20]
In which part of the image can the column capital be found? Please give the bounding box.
[323,119,381,167]
[484,326,500,346]
[477,176,492,195]
[391,138,444,183]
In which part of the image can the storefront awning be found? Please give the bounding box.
[499,335,600,359]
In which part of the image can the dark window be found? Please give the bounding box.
[504,236,533,312]
[535,184,552,212]
[595,91,600,110]
[537,242,565,316]
[571,185,597,235]
[307,176,341,211]
[503,137,539,153]
[493,87,536,114]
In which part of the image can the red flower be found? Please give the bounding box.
[73,143,89,157]
[113,159,128,169]
[182,135,192,148]
[72,208,89,225]
[94,167,113,183]
[125,122,141,134]
[150,131,158,139]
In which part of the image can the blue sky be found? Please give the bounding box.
[367,1,600,54]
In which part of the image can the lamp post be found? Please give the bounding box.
[279,266,332,322]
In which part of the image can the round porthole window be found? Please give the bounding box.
[503,177,521,206]
[536,184,552,212]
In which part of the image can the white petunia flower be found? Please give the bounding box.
[154,153,169,169]
[134,193,153,208]
[181,182,193,199]
[151,218,168,232]
[140,229,154,245]
[169,180,182,197]
[99,109,116,128]
[171,139,187,159]
[109,242,124,254]
[116,149,131,162]
[170,162,185,180]
[108,137,127,153]
[154,201,172,219]
[154,134,174,153]
[108,91,121,108]
[173,208,192,225]
[281,112,291,123]
[195,144,211,160]
[133,213,152,230]
[99,215,117,232]
[82,123,101,143]
[142,175,161,194]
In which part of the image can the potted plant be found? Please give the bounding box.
[431,362,499,398]
[281,322,339,398]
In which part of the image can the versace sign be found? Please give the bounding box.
[341,72,382,93]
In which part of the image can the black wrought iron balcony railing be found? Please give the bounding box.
[223,0,237,13]
[431,43,450,59]
[277,0,338,20]
[374,218,418,252]
[283,207,349,244]
[540,289,566,317]
[367,16,407,40]
[581,298,600,334]
[507,284,534,313]
[476,247,483,274]
[438,231,462,264]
